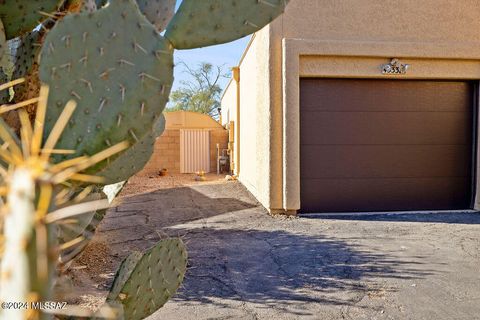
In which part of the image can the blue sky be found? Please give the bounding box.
[172,37,250,93]
[169,1,250,96]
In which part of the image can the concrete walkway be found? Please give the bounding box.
[70,176,480,320]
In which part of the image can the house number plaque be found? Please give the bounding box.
[381,58,409,75]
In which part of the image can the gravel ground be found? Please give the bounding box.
[120,173,229,196]
[65,174,480,320]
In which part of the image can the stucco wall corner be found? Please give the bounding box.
[282,38,301,211]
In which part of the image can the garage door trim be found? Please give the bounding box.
[299,78,478,213]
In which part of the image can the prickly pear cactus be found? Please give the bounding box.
[136,0,176,32]
[0,68,9,103]
[12,31,42,79]
[0,87,132,320]
[97,114,165,184]
[107,251,144,302]
[0,18,5,61]
[107,238,188,320]
[12,31,42,120]
[39,0,174,171]
[165,0,290,49]
[57,191,107,263]
[0,169,38,320]
[0,0,63,39]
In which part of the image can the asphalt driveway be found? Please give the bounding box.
[70,175,480,320]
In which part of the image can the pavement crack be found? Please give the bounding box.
[251,234,291,277]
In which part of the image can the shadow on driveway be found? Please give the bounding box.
[71,180,479,319]
[300,211,480,225]
[101,184,258,241]
[168,226,436,312]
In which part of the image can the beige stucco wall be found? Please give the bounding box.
[223,0,480,213]
[221,81,237,127]
[221,31,275,209]
[238,31,268,207]
[281,0,480,44]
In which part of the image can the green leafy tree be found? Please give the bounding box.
[168,62,229,118]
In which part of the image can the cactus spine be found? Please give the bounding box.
[0,169,37,320]
[0,85,128,320]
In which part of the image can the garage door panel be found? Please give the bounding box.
[301,145,471,179]
[299,78,474,213]
[301,79,472,112]
[301,111,471,145]
[301,178,471,213]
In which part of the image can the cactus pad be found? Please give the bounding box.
[39,0,174,171]
[107,251,144,302]
[165,0,290,49]
[81,0,98,13]
[0,0,63,39]
[0,68,8,104]
[107,238,188,320]
[12,31,42,79]
[0,18,5,61]
[11,31,42,121]
[58,191,108,264]
[57,191,105,245]
[97,114,165,184]
[136,0,176,33]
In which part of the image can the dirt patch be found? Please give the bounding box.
[71,241,116,285]
[120,173,227,197]
[60,241,118,311]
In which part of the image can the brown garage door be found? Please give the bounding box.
[300,79,475,213]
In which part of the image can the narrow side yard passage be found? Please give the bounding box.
[67,175,480,320]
